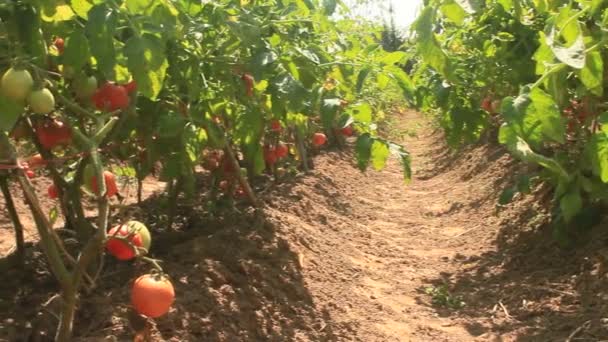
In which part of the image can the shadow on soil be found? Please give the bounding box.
[416,142,608,341]
[0,173,338,341]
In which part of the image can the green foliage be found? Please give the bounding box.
[412,0,608,239]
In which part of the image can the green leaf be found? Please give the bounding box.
[320,99,341,130]
[587,132,608,183]
[63,29,91,71]
[440,0,467,25]
[380,51,407,65]
[124,34,168,99]
[560,187,583,222]
[356,67,371,94]
[578,50,604,96]
[125,0,160,14]
[349,102,372,124]
[323,0,337,15]
[371,140,390,171]
[355,133,373,171]
[86,4,117,78]
[546,13,586,69]
[414,7,452,79]
[71,0,98,18]
[528,87,565,143]
[0,95,24,131]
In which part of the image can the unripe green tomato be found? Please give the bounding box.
[74,75,98,100]
[28,88,55,114]
[1,68,34,101]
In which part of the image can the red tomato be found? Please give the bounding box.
[92,82,130,111]
[48,184,59,199]
[106,224,144,261]
[27,154,47,169]
[312,132,327,147]
[275,143,289,158]
[270,120,282,133]
[131,274,175,318]
[481,97,492,112]
[341,126,354,137]
[264,146,278,165]
[26,169,35,179]
[241,73,254,97]
[90,171,119,198]
[124,80,137,94]
[54,38,64,54]
[36,120,72,150]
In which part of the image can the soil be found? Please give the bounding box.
[1,110,607,341]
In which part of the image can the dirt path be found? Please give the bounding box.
[1,110,607,341]
[264,110,607,341]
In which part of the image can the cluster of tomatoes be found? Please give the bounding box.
[202,149,249,198]
[105,221,175,318]
[1,67,56,114]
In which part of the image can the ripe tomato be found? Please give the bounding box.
[48,184,59,199]
[90,171,119,198]
[241,73,254,97]
[106,223,147,261]
[481,97,492,112]
[28,88,55,114]
[202,150,221,171]
[275,143,289,158]
[270,120,282,133]
[27,154,47,169]
[312,132,327,147]
[54,37,64,54]
[264,146,278,165]
[36,119,72,150]
[1,67,34,101]
[340,126,354,137]
[25,169,35,179]
[124,80,137,94]
[73,75,98,100]
[92,82,130,111]
[131,274,175,318]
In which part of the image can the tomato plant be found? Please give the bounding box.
[0,0,414,340]
[412,1,608,243]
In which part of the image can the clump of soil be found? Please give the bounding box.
[1,111,607,341]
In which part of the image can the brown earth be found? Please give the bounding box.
[1,110,607,341]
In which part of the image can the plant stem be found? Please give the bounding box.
[0,175,25,264]
[224,143,260,207]
[55,286,77,342]
[295,128,310,172]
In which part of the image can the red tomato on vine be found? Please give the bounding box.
[92,82,130,111]
[36,119,72,150]
[90,171,119,198]
[312,133,327,147]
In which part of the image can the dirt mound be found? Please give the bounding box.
[0,110,607,341]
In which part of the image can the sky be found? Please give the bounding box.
[342,0,424,30]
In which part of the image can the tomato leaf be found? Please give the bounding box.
[86,4,117,78]
[64,29,91,71]
[0,95,24,132]
[124,34,168,99]
[560,187,583,222]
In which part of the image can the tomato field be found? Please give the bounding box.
[0,0,607,341]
